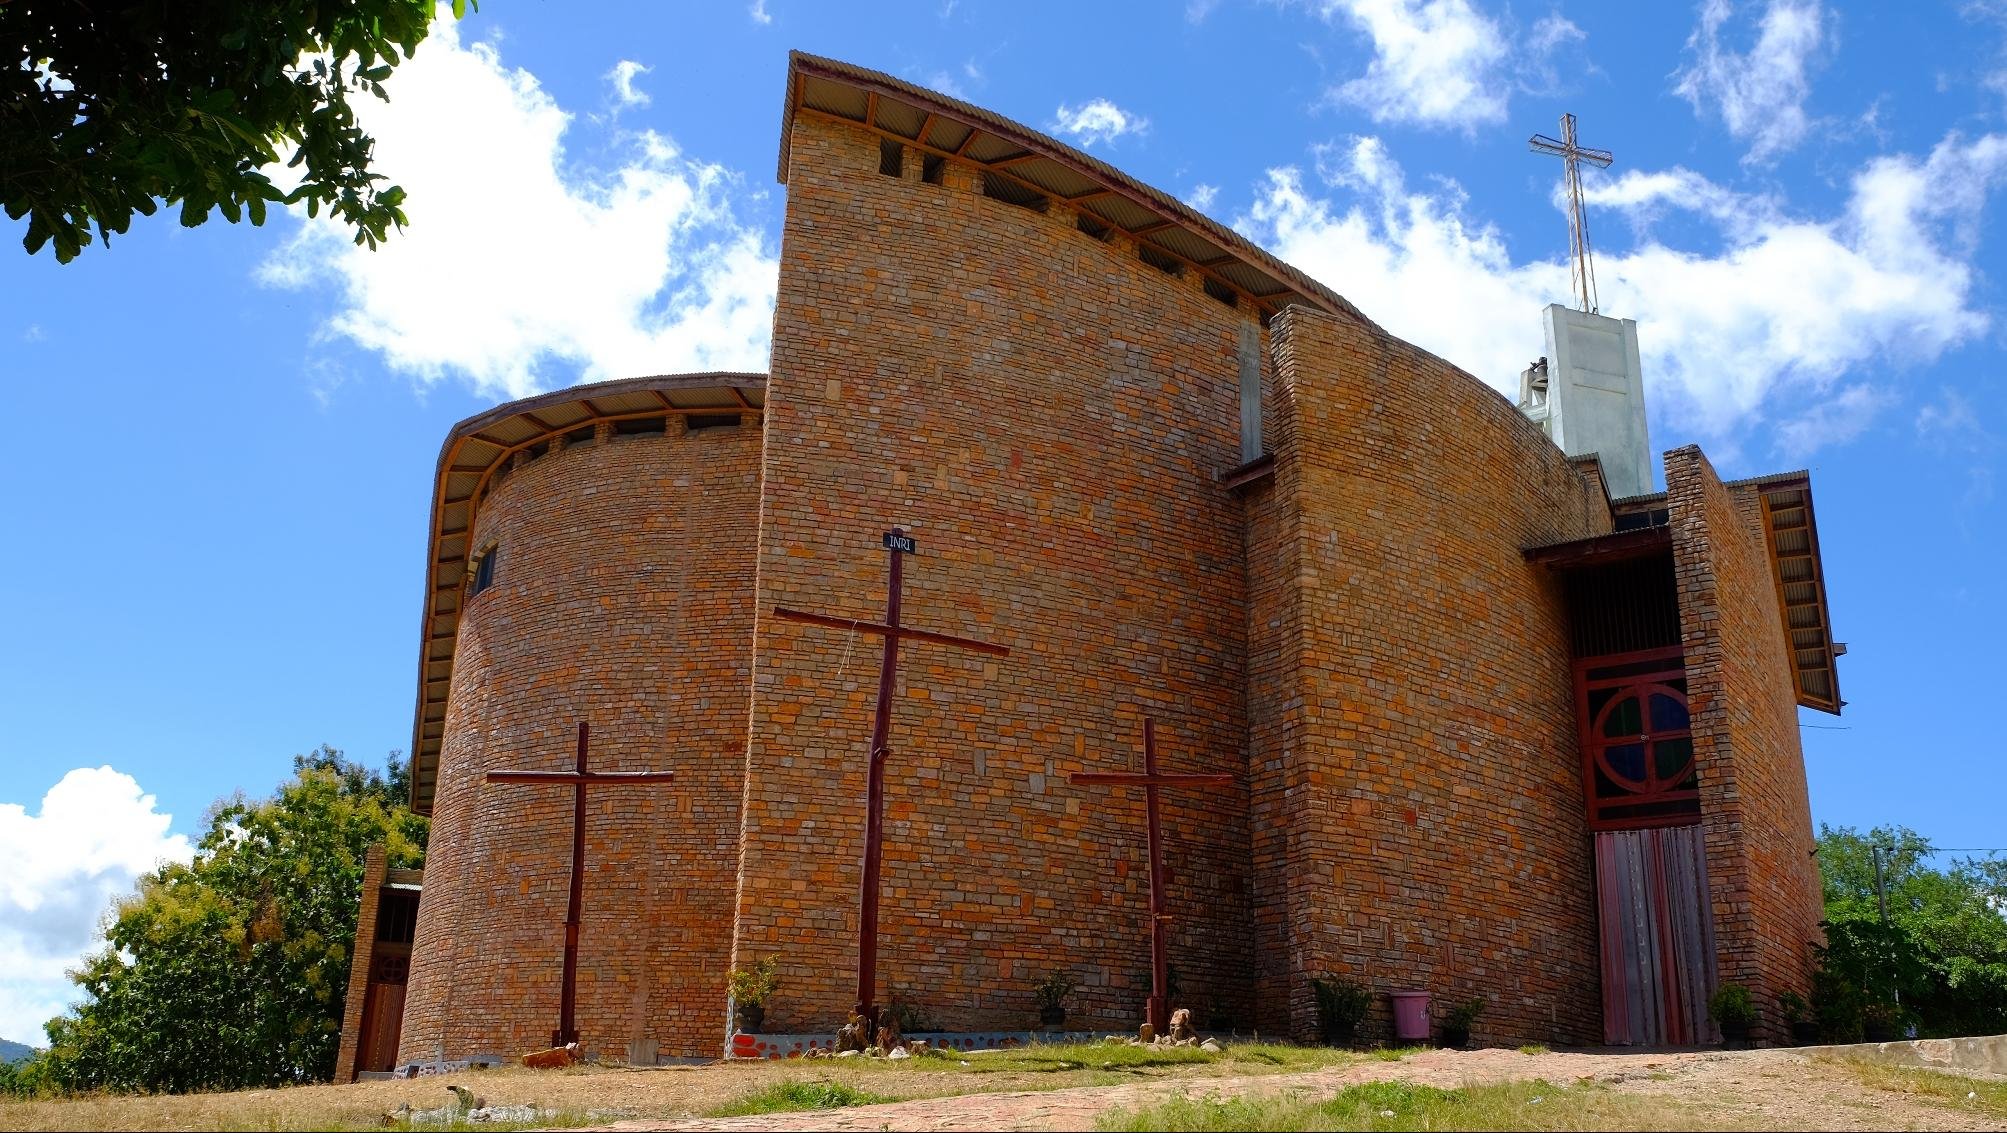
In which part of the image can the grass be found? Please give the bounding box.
[1518,1044,1549,1055]
[708,1079,892,1117]
[1830,1058,2007,1122]
[1094,1077,1712,1132]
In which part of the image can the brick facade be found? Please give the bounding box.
[398,420,762,1063]
[1668,447,1824,1041]
[1246,307,1611,1045]
[392,59,1831,1061]
[334,844,389,1080]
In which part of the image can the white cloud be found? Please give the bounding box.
[0,768,192,1044]
[749,0,773,25]
[1674,0,1830,164]
[260,19,778,402]
[1050,99,1150,147]
[606,59,651,108]
[1237,130,2007,455]
[1319,0,1525,130]
[920,59,983,99]
[1917,388,1990,451]
[1186,184,1220,212]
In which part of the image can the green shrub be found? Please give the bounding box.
[1309,976,1371,1046]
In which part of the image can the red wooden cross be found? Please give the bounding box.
[486,720,677,1048]
[772,528,1009,1032]
[1070,717,1233,1035]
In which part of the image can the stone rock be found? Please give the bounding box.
[1199,1038,1223,1053]
[1137,1023,1155,1044]
[887,1046,910,1060]
[835,1013,870,1054]
[836,1049,861,1059]
[875,1016,902,1052]
[1167,1008,1198,1043]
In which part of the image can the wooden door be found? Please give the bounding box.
[1594,824,1717,1045]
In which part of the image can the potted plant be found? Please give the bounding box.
[1440,998,1484,1049]
[1034,970,1076,1028]
[1311,976,1372,1047]
[727,955,780,1034]
[1777,990,1819,1046]
[1709,983,1756,1046]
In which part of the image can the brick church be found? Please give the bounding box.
[335,52,1842,1075]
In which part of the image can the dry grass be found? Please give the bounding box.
[1094,1077,1732,1132]
[0,1042,1361,1132]
[1827,1057,2007,1122]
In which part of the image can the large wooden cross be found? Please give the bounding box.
[1071,717,1233,1035]
[772,528,1009,1032]
[1529,113,1615,314]
[487,720,677,1048]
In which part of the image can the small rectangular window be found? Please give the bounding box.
[564,424,595,447]
[1203,277,1239,308]
[981,171,1048,213]
[471,549,498,597]
[1076,213,1111,242]
[614,416,667,437]
[879,139,904,177]
[686,413,742,432]
[1138,244,1183,277]
[921,154,945,185]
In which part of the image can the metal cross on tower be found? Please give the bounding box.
[772,528,1010,1034]
[486,720,678,1048]
[1529,113,1615,314]
[1069,717,1233,1035]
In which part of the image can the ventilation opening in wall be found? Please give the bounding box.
[981,170,1048,213]
[1138,243,1183,277]
[1203,277,1239,308]
[564,424,595,447]
[614,416,667,437]
[879,139,904,178]
[921,154,945,184]
[685,413,742,432]
[526,439,553,461]
[1076,213,1111,242]
[470,547,498,597]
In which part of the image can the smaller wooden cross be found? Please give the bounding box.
[487,721,677,1048]
[1070,717,1233,1035]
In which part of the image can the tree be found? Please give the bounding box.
[31,748,426,1094]
[1814,824,2007,1040]
[2,0,472,262]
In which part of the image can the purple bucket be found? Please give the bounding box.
[1390,991,1432,1043]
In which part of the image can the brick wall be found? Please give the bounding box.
[334,844,388,1081]
[1246,307,1612,1046]
[399,420,762,1063]
[1667,446,1823,1040]
[730,113,1264,1036]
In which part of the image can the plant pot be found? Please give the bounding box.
[1439,1025,1469,1050]
[734,1003,765,1034]
[1718,1021,1750,1047]
[1039,1005,1066,1027]
[1789,1020,1819,1046]
[1863,1019,1896,1043]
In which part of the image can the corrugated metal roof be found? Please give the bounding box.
[408,373,767,816]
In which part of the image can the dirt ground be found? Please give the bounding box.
[4,1044,2002,1132]
[593,1046,2007,1133]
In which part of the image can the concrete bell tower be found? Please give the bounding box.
[1517,303,1653,499]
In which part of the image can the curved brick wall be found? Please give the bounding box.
[400,419,761,1062]
[1246,306,1613,1045]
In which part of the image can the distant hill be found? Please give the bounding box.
[0,1038,35,1064]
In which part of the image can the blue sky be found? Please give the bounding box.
[2,0,2003,1042]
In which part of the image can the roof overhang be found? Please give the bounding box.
[778,51,1377,327]
[1524,526,1672,569]
[407,373,767,816]
[1742,473,1843,715]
